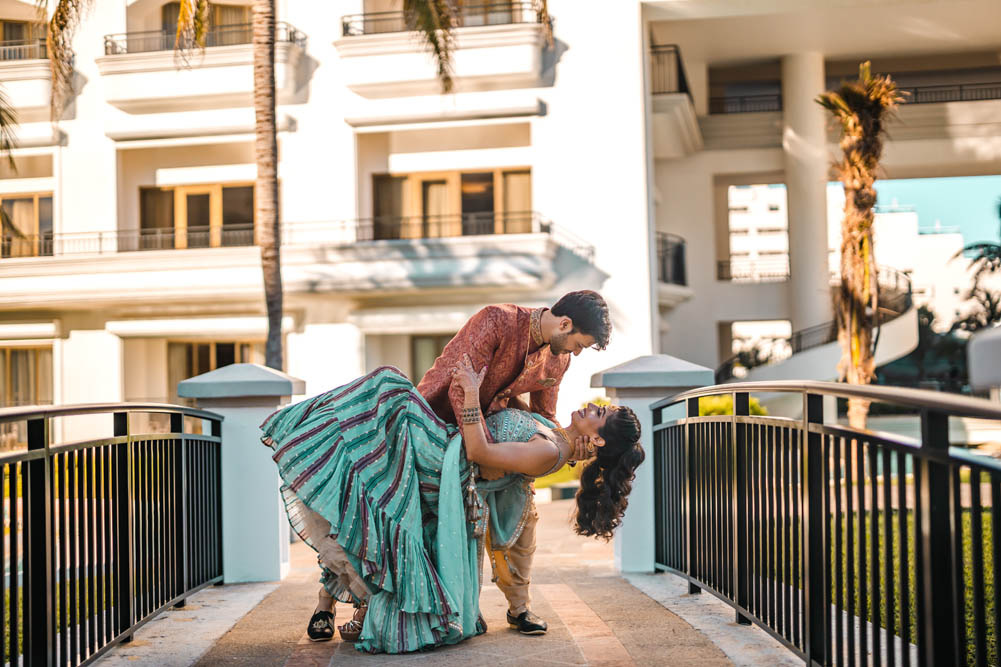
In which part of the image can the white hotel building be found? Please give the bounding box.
[0,0,999,424]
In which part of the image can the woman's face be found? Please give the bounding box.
[570,403,615,446]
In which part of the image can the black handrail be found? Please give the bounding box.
[0,403,223,666]
[651,380,1001,665]
[656,232,687,286]
[103,22,305,55]
[650,44,691,98]
[0,212,595,262]
[715,266,913,382]
[341,2,546,37]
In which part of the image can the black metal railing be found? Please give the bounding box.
[341,2,546,36]
[717,257,791,282]
[0,38,46,61]
[899,82,1001,105]
[656,232,687,286]
[652,381,1001,667]
[715,266,912,383]
[0,213,595,262]
[650,44,691,98]
[0,403,222,666]
[103,22,305,55]
[710,94,783,114]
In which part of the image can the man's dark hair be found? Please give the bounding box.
[550,290,611,350]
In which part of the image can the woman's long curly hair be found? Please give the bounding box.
[572,406,644,540]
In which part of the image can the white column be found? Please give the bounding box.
[782,53,832,331]
[591,355,714,573]
[179,364,306,583]
[286,323,364,398]
[60,330,124,443]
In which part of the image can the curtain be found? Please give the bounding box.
[2,197,36,258]
[213,4,251,45]
[36,349,52,405]
[422,181,448,237]
[503,171,532,233]
[167,342,191,404]
[9,349,33,406]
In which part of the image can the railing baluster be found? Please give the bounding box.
[918,409,956,666]
[882,449,895,667]
[835,437,845,667]
[970,470,986,667]
[823,433,832,659]
[993,478,1001,667]
[685,398,699,593]
[734,393,750,625]
[858,439,869,666]
[803,393,827,667]
[898,451,911,667]
[870,444,881,667]
[24,418,53,666]
[113,412,134,644]
[952,466,967,666]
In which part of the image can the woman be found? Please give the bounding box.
[260,356,644,654]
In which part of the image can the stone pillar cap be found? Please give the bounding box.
[969,326,1001,391]
[178,363,305,399]
[591,354,714,389]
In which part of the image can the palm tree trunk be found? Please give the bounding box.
[253,0,282,370]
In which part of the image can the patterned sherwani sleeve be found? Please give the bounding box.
[446,308,503,441]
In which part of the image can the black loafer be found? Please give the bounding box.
[307,610,335,642]
[506,610,548,635]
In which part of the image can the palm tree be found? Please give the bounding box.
[817,62,905,428]
[953,197,1001,286]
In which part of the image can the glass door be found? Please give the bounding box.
[175,185,217,249]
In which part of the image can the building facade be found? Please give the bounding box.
[2,0,1000,437]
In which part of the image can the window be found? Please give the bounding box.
[0,347,53,407]
[167,340,264,403]
[139,183,255,250]
[0,193,53,258]
[162,3,251,46]
[371,168,532,240]
[0,20,44,61]
[411,335,453,382]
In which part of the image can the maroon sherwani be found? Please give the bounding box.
[417,304,569,427]
[416,303,570,616]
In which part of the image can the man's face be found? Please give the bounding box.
[550,330,597,356]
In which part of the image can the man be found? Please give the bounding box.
[417,290,611,635]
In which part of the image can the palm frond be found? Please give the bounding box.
[403,0,456,93]
[0,85,18,171]
[42,0,92,121]
[174,0,210,66]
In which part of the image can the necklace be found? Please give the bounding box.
[530,308,545,347]
[552,426,572,445]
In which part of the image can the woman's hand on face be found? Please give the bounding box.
[451,353,486,394]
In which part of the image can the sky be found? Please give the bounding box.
[868,175,1001,246]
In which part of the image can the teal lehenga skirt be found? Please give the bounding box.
[260,367,484,653]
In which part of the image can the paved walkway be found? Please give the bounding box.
[97,499,797,666]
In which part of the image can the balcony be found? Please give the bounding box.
[96,23,306,113]
[649,45,701,159]
[0,213,593,306]
[0,38,50,121]
[335,2,549,99]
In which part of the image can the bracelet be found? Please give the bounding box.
[460,406,481,424]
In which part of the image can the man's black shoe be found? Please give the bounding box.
[506,610,548,635]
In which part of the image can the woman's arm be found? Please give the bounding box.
[453,354,561,478]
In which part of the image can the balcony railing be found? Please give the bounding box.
[715,266,913,383]
[709,94,783,114]
[0,38,46,61]
[650,44,691,98]
[717,257,790,282]
[656,232,687,286]
[898,81,1001,104]
[652,381,1001,666]
[0,213,595,262]
[341,1,546,36]
[103,22,305,55]
[0,402,223,666]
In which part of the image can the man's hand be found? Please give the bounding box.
[570,435,592,462]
